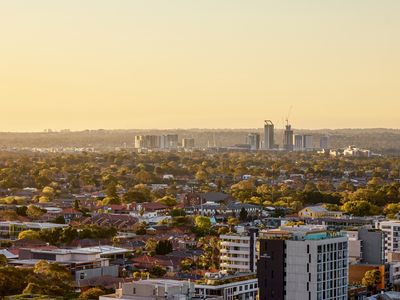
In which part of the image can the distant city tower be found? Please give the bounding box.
[283,120,294,151]
[247,133,261,150]
[263,120,274,150]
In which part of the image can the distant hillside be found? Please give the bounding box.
[0,128,399,154]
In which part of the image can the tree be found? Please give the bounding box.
[194,216,212,235]
[31,260,74,296]
[123,184,153,203]
[155,240,173,255]
[135,222,147,235]
[180,258,193,271]
[52,215,66,224]
[341,200,380,216]
[218,227,229,235]
[26,205,46,219]
[79,287,106,299]
[170,209,186,217]
[227,217,239,227]
[16,205,28,216]
[145,238,157,255]
[195,170,208,182]
[42,186,55,200]
[18,230,41,240]
[197,236,220,270]
[362,269,381,292]
[157,195,177,207]
[74,199,80,210]
[384,203,400,219]
[0,267,33,297]
[102,182,121,205]
[149,265,166,277]
[0,254,7,267]
[135,169,154,183]
[239,207,248,221]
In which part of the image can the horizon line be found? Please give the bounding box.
[0,127,399,134]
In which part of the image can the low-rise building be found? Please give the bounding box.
[0,221,68,239]
[298,205,343,219]
[100,279,194,300]
[194,272,258,300]
[9,247,119,285]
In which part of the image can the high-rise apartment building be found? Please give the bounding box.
[247,133,261,150]
[263,120,274,150]
[258,226,349,300]
[220,229,258,274]
[294,134,303,151]
[303,134,313,150]
[320,136,330,149]
[283,124,294,151]
[134,135,161,149]
[160,134,179,149]
[182,138,195,149]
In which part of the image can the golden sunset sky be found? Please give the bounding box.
[1,1,399,131]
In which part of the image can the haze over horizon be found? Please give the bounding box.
[1,1,399,132]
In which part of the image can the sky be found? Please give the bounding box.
[0,0,399,132]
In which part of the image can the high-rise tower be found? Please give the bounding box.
[263,120,274,150]
[283,120,294,151]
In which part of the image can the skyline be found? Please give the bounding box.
[1,1,400,131]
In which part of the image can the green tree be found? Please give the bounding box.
[42,186,55,200]
[218,227,229,235]
[384,203,400,219]
[0,254,7,267]
[341,200,380,216]
[227,217,239,227]
[0,267,33,297]
[145,238,157,255]
[362,269,381,292]
[135,222,147,235]
[26,205,46,220]
[18,230,41,240]
[79,287,106,299]
[30,260,74,296]
[155,240,173,255]
[180,258,193,271]
[157,195,177,207]
[197,236,220,270]
[194,216,212,235]
[239,207,248,221]
[149,265,166,277]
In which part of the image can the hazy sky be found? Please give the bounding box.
[1,1,399,132]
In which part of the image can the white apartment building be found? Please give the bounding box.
[376,220,400,261]
[258,226,349,300]
[220,231,257,274]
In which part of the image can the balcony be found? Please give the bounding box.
[220,249,249,255]
[220,241,250,248]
